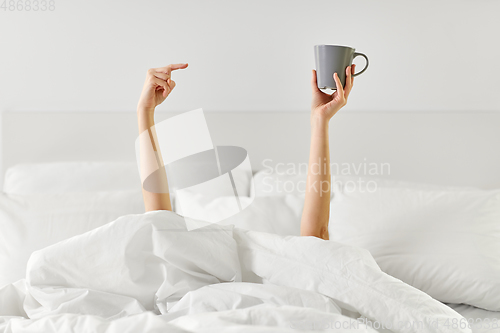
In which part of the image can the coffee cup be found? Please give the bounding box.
[314,44,369,90]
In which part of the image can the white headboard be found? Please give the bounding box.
[2,110,500,189]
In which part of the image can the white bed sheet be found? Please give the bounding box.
[447,304,500,333]
[342,305,500,333]
[0,211,477,333]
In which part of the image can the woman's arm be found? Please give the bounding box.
[137,63,188,212]
[300,65,355,240]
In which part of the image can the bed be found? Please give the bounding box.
[0,110,499,333]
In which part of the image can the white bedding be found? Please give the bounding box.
[0,210,478,333]
[328,186,500,311]
[448,304,500,333]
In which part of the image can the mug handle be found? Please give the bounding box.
[352,52,369,77]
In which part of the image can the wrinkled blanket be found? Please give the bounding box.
[0,210,471,333]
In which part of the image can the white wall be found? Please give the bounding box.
[0,0,499,113]
[5,111,500,189]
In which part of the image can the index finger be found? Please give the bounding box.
[154,63,189,75]
[344,65,355,98]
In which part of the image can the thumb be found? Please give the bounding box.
[311,69,321,93]
[166,79,176,95]
[168,79,176,90]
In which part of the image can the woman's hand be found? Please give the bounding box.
[310,64,355,122]
[137,63,188,113]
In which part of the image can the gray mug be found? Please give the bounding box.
[314,44,369,90]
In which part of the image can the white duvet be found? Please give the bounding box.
[0,211,472,333]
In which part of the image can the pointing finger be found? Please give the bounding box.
[154,63,189,75]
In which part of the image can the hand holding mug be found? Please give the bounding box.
[311,64,355,121]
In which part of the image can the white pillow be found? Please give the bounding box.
[330,175,480,193]
[3,161,141,194]
[175,195,303,236]
[0,190,145,288]
[252,171,307,197]
[328,186,500,311]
